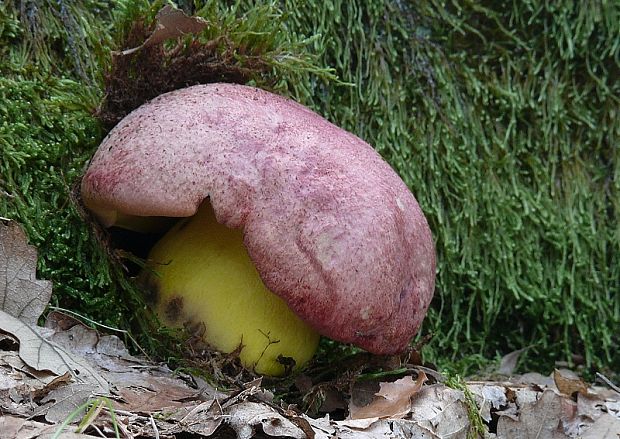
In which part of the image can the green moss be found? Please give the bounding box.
[0,0,113,82]
[278,0,619,372]
[445,374,486,438]
[97,0,339,126]
[1,1,618,375]
[0,72,145,333]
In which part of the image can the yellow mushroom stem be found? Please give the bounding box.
[142,202,320,376]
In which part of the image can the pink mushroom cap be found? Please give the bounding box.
[81,83,435,354]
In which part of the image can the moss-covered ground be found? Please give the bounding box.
[1,0,618,377]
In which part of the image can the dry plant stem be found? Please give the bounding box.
[150,415,160,439]
[596,372,620,394]
[47,306,150,360]
[90,425,106,438]
[76,399,105,433]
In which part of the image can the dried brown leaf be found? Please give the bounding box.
[468,384,508,422]
[498,348,527,376]
[516,371,557,389]
[227,401,306,439]
[606,400,620,417]
[31,371,72,399]
[0,310,109,391]
[554,369,588,397]
[336,385,469,438]
[44,310,82,331]
[49,323,99,355]
[120,5,208,56]
[496,389,569,438]
[0,350,56,384]
[407,385,469,438]
[349,372,427,420]
[38,383,95,423]
[173,400,223,436]
[0,221,52,325]
[581,413,620,439]
[0,415,100,439]
[114,373,201,412]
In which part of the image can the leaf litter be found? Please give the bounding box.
[0,221,52,326]
[1,219,619,437]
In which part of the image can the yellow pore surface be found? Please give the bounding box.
[147,202,320,376]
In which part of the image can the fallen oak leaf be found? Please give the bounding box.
[349,372,427,420]
[0,221,52,325]
[496,389,569,438]
[0,309,109,392]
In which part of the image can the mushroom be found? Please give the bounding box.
[81,83,436,376]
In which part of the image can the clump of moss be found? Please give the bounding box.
[1,1,115,320]
[98,0,338,127]
[1,0,111,82]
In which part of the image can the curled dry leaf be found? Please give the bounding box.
[119,5,208,56]
[0,221,52,325]
[554,369,588,397]
[348,372,427,420]
[498,347,528,376]
[227,402,306,439]
[0,310,109,391]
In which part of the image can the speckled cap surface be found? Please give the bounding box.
[81,83,435,354]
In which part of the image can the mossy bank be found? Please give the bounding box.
[1,0,618,375]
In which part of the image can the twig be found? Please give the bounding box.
[47,306,150,359]
[150,415,160,439]
[90,424,106,438]
[596,372,620,394]
[116,420,133,439]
